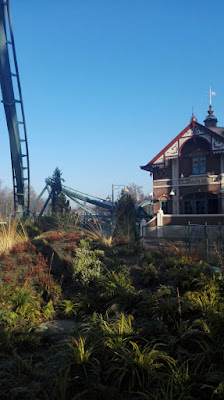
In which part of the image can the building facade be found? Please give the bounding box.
[141,106,224,225]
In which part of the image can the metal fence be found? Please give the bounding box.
[142,223,224,258]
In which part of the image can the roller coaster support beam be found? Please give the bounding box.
[0,1,30,216]
[39,192,52,216]
[29,186,48,214]
[65,193,97,215]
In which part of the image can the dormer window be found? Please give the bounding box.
[192,155,207,175]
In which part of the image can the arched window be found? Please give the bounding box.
[180,137,210,176]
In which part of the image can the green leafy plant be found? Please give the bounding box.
[99,313,136,351]
[10,287,41,321]
[72,247,102,284]
[107,341,175,391]
[141,262,158,286]
[100,268,133,297]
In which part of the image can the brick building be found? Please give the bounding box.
[141,104,224,225]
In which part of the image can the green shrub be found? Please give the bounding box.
[100,313,136,351]
[42,300,55,320]
[114,243,138,257]
[59,299,76,317]
[79,238,92,249]
[107,341,174,391]
[72,247,103,284]
[24,221,41,239]
[165,258,206,290]
[156,284,174,297]
[100,268,133,297]
[113,193,137,242]
[184,280,224,314]
[141,262,158,286]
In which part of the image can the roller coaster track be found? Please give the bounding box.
[30,177,150,222]
[29,178,115,216]
[0,0,30,216]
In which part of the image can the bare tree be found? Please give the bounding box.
[0,181,49,217]
[127,183,149,205]
[0,182,13,217]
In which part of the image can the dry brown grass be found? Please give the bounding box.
[213,241,224,270]
[164,240,206,262]
[0,217,28,254]
[83,220,114,247]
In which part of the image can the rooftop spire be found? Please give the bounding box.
[204,87,218,128]
[190,107,197,123]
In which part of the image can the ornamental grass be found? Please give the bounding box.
[83,219,114,248]
[0,217,28,254]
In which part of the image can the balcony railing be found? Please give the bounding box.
[179,174,221,186]
[153,174,223,190]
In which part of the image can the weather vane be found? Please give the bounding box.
[209,87,216,107]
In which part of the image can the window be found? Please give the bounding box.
[183,200,193,214]
[192,155,206,175]
[160,200,170,214]
[182,193,218,214]
[195,200,205,214]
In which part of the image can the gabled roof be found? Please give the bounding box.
[141,120,224,172]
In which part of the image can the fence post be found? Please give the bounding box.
[205,222,208,260]
[157,209,164,238]
[218,222,222,255]
[139,219,147,239]
[188,222,191,254]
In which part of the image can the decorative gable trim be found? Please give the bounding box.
[212,137,224,152]
[165,141,178,158]
[153,155,164,166]
[182,128,193,138]
[141,121,224,172]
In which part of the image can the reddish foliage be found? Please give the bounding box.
[3,259,16,272]
[24,242,36,253]
[26,264,44,277]
[22,253,49,278]
[38,275,59,302]
[18,254,33,266]
[20,277,31,286]
[44,230,81,243]
[65,243,77,252]
[44,231,64,242]
[38,275,54,288]
[35,253,48,270]
[11,242,25,254]
[64,231,81,242]
[11,241,36,254]
[25,266,36,277]
[3,275,14,284]
[0,252,8,261]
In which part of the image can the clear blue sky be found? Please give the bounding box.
[0,0,224,200]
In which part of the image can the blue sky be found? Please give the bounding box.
[0,0,224,201]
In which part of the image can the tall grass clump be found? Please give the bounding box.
[83,219,113,248]
[0,217,28,254]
